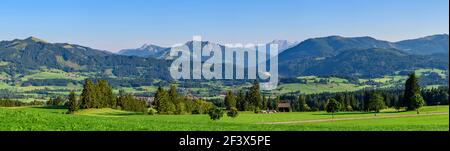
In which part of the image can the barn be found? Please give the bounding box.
[277,102,291,112]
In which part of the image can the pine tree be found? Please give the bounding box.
[267,96,273,110]
[403,73,421,110]
[80,79,96,109]
[97,80,116,108]
[335,93,345,111]
[153,86,165,112]
[224,90,236,109]
[154,86,175,114]
[66,91,78,114]
[168,85,181,114]
[244,91,250,111]
[95,80,107,108]
[261,95,267,110]
[298,95,309,112]
[248,80,262,110]
[325,98,340,119]
[368,92,385,116]
[168,85,178,103]
[236,90,245,111]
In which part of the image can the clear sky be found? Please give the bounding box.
[1,0,448,52]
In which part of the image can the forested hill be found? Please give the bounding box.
[278,35,449,78]
[0,37,171,80]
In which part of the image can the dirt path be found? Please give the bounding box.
[258,112,449,125]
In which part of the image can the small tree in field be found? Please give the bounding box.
[410,93,425,114]
[227,107,239,118]
[368,92,385,116]
[66,91,79,114]
[325,99,340,119]
[208,107,224,120]
[224,90,236,110]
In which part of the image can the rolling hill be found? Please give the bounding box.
[278,34,449,78]
[0,37,171,81]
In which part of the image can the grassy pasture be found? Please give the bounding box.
[0,105,447,131]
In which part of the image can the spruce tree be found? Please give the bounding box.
[80,79,96,109]
[403,73,420,110]
[236,90,245,111]
[368,92,385,116]
[262,95,267,110]
[224,90,236,109]
[298,95,309,112]
[168,85,182,114]
[154,86,175,114]
[153,86,165,112]
[168,85,178,103]
[325,98,340,119]
[248,80,262,110]
[67,91,78,114]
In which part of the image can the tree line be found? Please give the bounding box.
[221,74,447,114]
[152,85,214,115]
[0,98,44,107]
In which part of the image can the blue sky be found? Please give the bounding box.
[0,0,448,52]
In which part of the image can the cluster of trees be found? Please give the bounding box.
[65,79,148,114]
[324,91,386,117]
[79,80,116,109]
[21,79,78,87]
[153,85,214,115]
[116,93,147,113]
[421,87,449,105]
[47,96,64,106]
[223,81,281,112]
[0,98,44,107]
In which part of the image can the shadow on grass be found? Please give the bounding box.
[32,105,67,109]
[95,112,144,116]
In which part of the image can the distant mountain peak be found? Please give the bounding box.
[118,43,168,58]
[138,43,165,50]
[24,36,48,43]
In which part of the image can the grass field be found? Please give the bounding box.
[275,83,367,94]
[0,106,447,131]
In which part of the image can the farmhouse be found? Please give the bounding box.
[277,101,290,112]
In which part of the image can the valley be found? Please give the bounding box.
[0,34,448,131]
[0,67,447,101]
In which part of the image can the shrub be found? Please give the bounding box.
[148,108,158,115]
[208,107,224,120]
[227,107,239,118]
[253,107,261,114]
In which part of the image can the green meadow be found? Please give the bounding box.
[0,105,447,131]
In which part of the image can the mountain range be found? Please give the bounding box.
[278,34,449,77]
[118,44,169,59]
[0,34,448,82]
[117,39,298,58]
